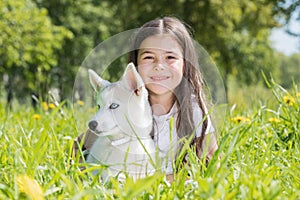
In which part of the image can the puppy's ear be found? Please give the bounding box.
[88,69,110,92]
[122,63,145,95]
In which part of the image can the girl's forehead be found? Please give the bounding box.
[138,34,183,55]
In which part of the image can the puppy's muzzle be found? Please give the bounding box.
[88,120,98,131]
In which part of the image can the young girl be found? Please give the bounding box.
[128,17,218,182]
[74,16,218,182]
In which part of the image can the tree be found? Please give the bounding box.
[0,0,72,105]
[34,0,116,101]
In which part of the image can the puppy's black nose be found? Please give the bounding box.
[88,120,98,131]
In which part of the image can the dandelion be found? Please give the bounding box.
[296,93,300,97]
[17,175,44,200]
[268,117,280,123]
[9,128,16,132]
[41,102,48,111]
[231,116,250,123]
[33,114,41,120]
[48,103,56,109]
[283,96,295,106]
[77,100,85,106]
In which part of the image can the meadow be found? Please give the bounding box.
[0,80,299,200]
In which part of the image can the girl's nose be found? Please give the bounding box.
[153,63,165,71]
[153,56,165,71]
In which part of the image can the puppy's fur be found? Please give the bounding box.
[87,63,156,181]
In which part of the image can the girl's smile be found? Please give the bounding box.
[150,75,170,81]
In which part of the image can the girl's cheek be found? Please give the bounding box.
[137,65,149,76]
[138,62,154,70]
[138,60,147,65]
[168,62,182,70]
[138,71,149,83]
[140,60,154,66]
[168,62,184,76]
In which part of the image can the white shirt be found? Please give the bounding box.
[153,99,214,175]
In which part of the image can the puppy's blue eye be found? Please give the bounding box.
[109,103,119,109]
[97,104,101,110]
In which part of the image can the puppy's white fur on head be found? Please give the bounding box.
[86,63,156,181]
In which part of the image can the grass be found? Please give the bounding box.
[0,81,299,199]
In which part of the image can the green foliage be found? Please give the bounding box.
[0,0,299,104]
[34,0,116,100]
[277,53,300,88]
[172,0,282,88]
[0,84,299,199]
[0,0,72,99]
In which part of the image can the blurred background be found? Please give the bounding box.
[0,0,299,109]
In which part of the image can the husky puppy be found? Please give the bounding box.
[87,63,156,181]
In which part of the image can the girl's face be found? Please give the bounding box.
[137,34,184,97]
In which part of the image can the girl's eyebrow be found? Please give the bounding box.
[139,49,178,56]
[138,50,153,56]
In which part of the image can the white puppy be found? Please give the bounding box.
[87,63,156,181]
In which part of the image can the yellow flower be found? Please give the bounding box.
[33,114,41,120]
[48,103,56,109]
[283,96,295,106]
[296,93,300,97]
[17,175,44,200]
[77,100,85,106]
[268,117,280,123]
[9,128,16,132]
[41,102,48,111]
[231,116,250,123]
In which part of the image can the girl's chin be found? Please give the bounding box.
[146,84,174,96]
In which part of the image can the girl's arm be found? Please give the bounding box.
[166,133,218,183]
[195,132,218,164]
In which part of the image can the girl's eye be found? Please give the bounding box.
[167,55,176,60]
[143,56,154,60]
[109,103,119,109]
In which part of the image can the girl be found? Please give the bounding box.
[128,17,218,182]
[74,17,218,182]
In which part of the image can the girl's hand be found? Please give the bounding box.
[166,174,174,183]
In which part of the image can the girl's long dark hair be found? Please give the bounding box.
[128,17,209,155]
